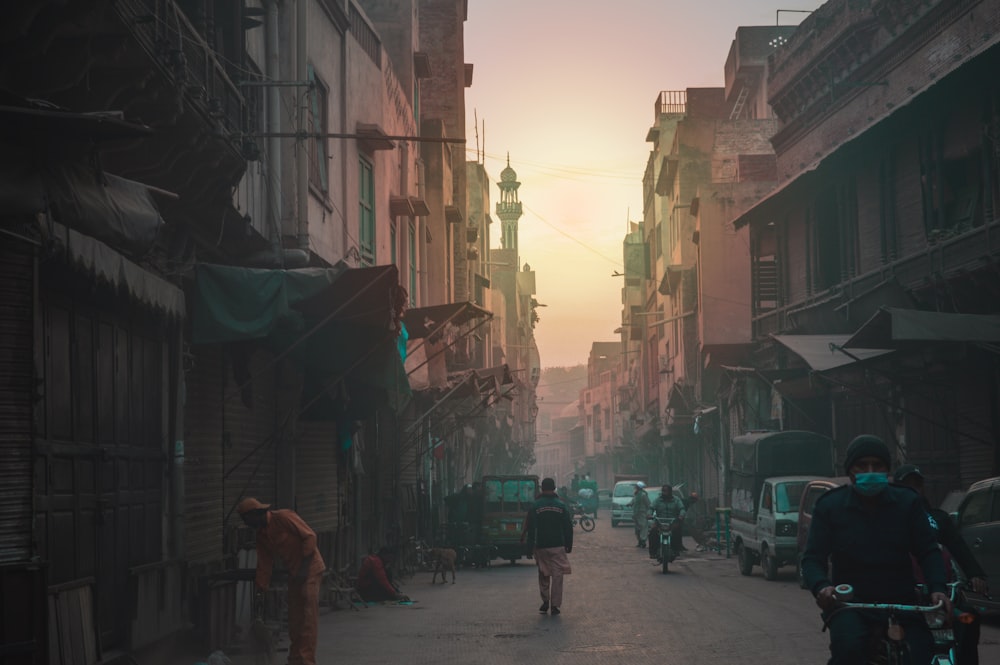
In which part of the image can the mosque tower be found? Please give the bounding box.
[495,154,523,260]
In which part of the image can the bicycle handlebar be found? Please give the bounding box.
[833,584,944,614]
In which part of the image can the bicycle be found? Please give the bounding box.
[397,536,433,578]
[825,583,972,664]
[570,503,595,532]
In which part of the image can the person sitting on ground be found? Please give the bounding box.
[356,547,409,602]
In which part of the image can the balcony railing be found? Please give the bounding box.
[752,218,1000,338]
[116,0,247,139]
[654,90,687,118]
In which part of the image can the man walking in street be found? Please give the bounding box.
[522,477,573,615]
[238,497,325,665]
[632,481,651,547]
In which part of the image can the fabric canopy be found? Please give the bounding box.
[402,301,492,339]
[771,334,892,372]
[844,307,1000,348]
[192,262,411,414]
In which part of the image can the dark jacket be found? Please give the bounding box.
[802,484,947,602]
[925,500,987,580]
[523,491,574,551]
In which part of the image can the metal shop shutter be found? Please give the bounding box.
[183,346,226,565]
[957,376,996,487]
[221,349,278,538]
[0,237,34,562]
[294,422,339,534]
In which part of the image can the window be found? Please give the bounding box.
[776,481,806,513]
[801,486,827,517]
[958,489,993,527]
[307,64,329,193]
[879,152,899,262]
[359,157,375,266]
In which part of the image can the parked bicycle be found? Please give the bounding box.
[571,503,595,532]
[397,536,433,578]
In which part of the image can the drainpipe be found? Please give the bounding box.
[265,0,283,265]
[296,0,309,251]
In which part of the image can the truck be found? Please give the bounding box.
[729,430,834,581]
[610,473,649,527]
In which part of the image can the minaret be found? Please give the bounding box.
[495,154,523,260]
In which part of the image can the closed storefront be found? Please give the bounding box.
[955,360,998,487]
[0,232,44,664]
[35,260,177,650]
[294,421,340,560]
[183,346,226,566]
[0,236,34,562]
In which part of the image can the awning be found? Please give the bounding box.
[403,302,492,340]
[658,264,694,296]
[475,364,515,398]
[47,221,185,318]
[771,334,892,371]
[844,308,1000,348]
[192,262,411,413]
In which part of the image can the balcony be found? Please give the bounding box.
[2,0,253,250]
[752,219,1000,339]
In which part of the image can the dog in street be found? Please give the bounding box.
[430,547,457,584]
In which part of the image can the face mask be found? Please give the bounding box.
[853,472,889,496]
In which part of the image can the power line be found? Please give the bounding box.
[522,202,623,269]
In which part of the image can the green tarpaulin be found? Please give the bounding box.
[192,262,411,414]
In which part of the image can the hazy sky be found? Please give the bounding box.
[464,0,819,368]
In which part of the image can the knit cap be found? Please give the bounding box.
[843,435,890,473]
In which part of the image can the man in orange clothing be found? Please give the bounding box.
[238,497,325,665]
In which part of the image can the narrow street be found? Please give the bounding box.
[302,519,1000,664]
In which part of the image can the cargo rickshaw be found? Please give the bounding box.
[480,474,539,565]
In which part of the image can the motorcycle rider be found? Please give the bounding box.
[632,482,651,547]
[801,434,952,665]
[648,483,686,562]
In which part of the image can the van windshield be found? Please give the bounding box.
[613,484,636,498]
[776,481,807,513]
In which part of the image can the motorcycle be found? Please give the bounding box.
[651,516,678,574]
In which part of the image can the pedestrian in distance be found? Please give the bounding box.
[894,464,986,665]
[801,435,952,665]
[632,481,651,547]
[238,497,326,665]
[522,477,573,615]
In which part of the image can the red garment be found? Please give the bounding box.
[254,509,325,665]
[254,509,326,590]
[357,554,397,600]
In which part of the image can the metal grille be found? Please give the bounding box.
[0,239,34,563]
[294,422,340,535]
[183,346,226,565]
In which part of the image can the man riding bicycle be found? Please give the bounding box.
[801,435,952,665]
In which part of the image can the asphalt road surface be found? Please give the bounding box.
[316,517,1000,664]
